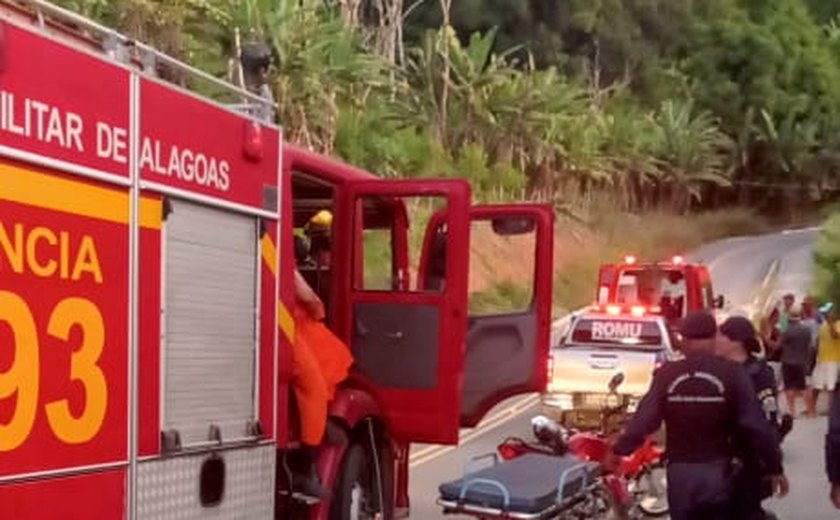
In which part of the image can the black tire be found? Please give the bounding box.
[635,465,669,517]
[330,441,394,520]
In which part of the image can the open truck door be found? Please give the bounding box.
[419,204,555,427]
[597,264,617,305]
[335,179,471,445]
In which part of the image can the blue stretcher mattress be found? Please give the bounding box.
[438,453,600,514]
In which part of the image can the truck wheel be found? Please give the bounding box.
[330,441,393,520]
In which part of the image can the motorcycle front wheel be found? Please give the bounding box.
[633,465,668,517]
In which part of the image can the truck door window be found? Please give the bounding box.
[360,227,394,290]
[467,219,536,315]
[354,195,446,293]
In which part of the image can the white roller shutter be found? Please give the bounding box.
[163,199,258,446]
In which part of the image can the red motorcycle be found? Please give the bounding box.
[498,373,668,518]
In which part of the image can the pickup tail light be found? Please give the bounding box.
[653,352,666,373]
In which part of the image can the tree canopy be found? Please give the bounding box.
[52,0,840,215]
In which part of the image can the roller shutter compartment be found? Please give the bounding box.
[163,199,258,446]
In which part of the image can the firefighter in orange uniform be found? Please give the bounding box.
[291,210,353,498]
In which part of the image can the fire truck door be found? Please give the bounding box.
[419,205,555,427]
[337,179,471,444]
[597,264,618,304]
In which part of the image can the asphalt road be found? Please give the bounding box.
[408,227,829,519]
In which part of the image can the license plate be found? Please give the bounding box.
[577,393,607,407]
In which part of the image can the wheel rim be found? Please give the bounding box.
[637,468,668,514]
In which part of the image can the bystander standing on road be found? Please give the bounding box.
[781,311,817,417]
[778,293,796,334]
[814,303,840,413]
[802,297,821,390]
[761,307,783,387]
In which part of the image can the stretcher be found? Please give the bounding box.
[437,452,601,519]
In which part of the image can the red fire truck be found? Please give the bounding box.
[596,255,723,325]
[0,1,555,518]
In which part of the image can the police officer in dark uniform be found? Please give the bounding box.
[826,381,840,509]
[718,315,788,519]
[613,311,788,520]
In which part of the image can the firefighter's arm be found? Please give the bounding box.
[294,269,325,320]
[613,373,664,456]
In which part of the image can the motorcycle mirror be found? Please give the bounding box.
[608,372,625,393]
[531,415,553,431]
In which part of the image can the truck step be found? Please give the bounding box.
[278,490,322,506]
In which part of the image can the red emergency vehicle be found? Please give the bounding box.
[596,255,723,324]
[0,1,555,518]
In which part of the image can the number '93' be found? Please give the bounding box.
[0,291,107,452]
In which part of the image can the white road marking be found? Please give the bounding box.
[409,394,540,468]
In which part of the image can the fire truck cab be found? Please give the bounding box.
[596,255,723,326]
[0,2,555,519]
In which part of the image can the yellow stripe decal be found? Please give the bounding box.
[261,234,278,276]
[278,304,296,343]
[260,233,296,342]
[0,162,160,229]
[139,197,163,230]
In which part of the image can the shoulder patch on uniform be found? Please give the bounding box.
[761,395,778,415]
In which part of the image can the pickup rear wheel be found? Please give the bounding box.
[330,441,393,520]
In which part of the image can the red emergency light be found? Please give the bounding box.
[671,255,684,265]
[623,255,637,265]
[243,120,264,161]
[595,303,662,317]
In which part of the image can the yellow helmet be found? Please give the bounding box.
[308,209,333,229]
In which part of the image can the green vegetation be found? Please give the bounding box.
[53,0,840,216]
[813,212,840,306]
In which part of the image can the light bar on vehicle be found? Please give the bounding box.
[623,255,637,265]
[630,305,646,317]
[596,303,661,317]
[672,255,684,265]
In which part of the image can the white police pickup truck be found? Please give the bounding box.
[542,304,680,428]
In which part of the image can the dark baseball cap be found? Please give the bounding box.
[679,311,718,340]
[720,315,761,353]
[720,316,756,342]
